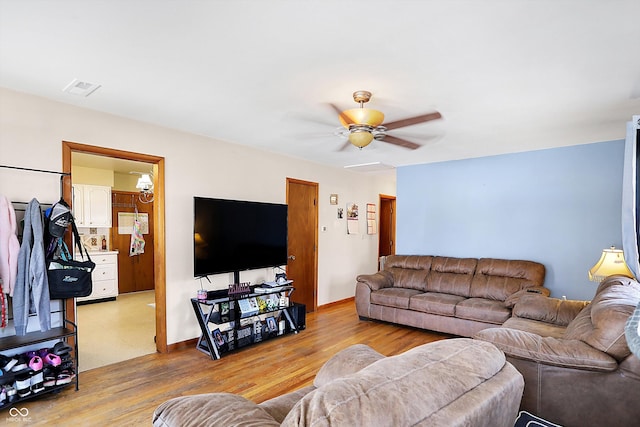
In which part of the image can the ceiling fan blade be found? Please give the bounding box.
[329,103,354,126]
[381,134,421,150]
[383,112,442,130]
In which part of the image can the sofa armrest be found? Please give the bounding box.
[503,286,550,308]
[511,294,589,326]
[356,270,393,291]
[474,328,617,372]
[153,393,280,427]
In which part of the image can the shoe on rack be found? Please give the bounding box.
[58,359,74,372]
[52,342,72,356]
[43,367,57,388]
[29,355,44,372]
[5,384,17,403]
[14,374,31,398]
[0,355,18,372]
[43,353,61,367]
[30,370,44,394]
[10,356,29,372]
[56,369,75,386]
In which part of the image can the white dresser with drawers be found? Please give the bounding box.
[76,250,119,303]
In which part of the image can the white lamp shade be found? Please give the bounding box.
[588,247,635,282]
[136,174,153,191]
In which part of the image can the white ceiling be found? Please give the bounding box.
[1,0,639,171]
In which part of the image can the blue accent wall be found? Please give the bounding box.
[397,140,625,301]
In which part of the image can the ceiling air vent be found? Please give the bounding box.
[63,78,101,97]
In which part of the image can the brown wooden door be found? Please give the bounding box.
[379,195,396,265]
[111,191,155,293]
[286,178,318,313]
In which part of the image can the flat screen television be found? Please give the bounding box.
[193,197,288,278]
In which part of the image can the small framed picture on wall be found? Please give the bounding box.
[330,194,338,205]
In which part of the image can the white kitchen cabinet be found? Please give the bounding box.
[72,184,112,227]
[76,251,119,303]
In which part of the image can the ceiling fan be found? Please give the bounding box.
[331,90,442,150]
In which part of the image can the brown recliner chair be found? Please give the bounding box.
[475,275,640,427]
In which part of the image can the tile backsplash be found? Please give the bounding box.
[78,227,111,251]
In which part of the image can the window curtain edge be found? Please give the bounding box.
[622,116,640,279]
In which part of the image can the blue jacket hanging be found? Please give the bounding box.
[13,198,51,335]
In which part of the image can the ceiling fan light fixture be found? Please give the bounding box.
[339,108,385,128]
[348,129,375,148]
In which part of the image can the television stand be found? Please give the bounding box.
[190,285,305,360]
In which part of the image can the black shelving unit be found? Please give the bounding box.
[191,286,303,360]
[0,319,79,409]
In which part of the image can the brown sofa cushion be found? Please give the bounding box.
[475,328,618,371]
[501,317,567,338]
[564,278,640,361]
[385,255,433,291]
[426,257,477,297]
[409,292,465,316]
[512,294,589,326]
[314,344,385,388]
[385,254,434,270]
[153,393,280,427]
[469,258,546,301]
[259,386,315,424]
[370,287,422,309]
[282,339,508,427]
[456,298,511,324]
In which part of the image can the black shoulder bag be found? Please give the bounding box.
[47,219,96,299]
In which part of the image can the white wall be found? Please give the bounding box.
[0,87,395,345]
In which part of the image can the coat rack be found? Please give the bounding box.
[0,164,70,196]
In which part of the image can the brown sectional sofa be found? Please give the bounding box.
[153,338,524,427]
[475,275,640,427]
[356,255,548,337]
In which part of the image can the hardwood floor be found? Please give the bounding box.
[11,299,448,426]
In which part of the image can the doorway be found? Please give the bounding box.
[62,141,167,354]
[286,178,318,313]
[379,195,396,267]
[112,191,155,294]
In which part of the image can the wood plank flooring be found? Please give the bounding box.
[9,299,448,426]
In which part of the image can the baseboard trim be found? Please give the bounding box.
[318,296,354,310]
[167,338,198,352]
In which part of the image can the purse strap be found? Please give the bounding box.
[71,218,92,262]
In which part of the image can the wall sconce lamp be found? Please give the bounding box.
[135,173,154,203]
[588,246,635,282]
